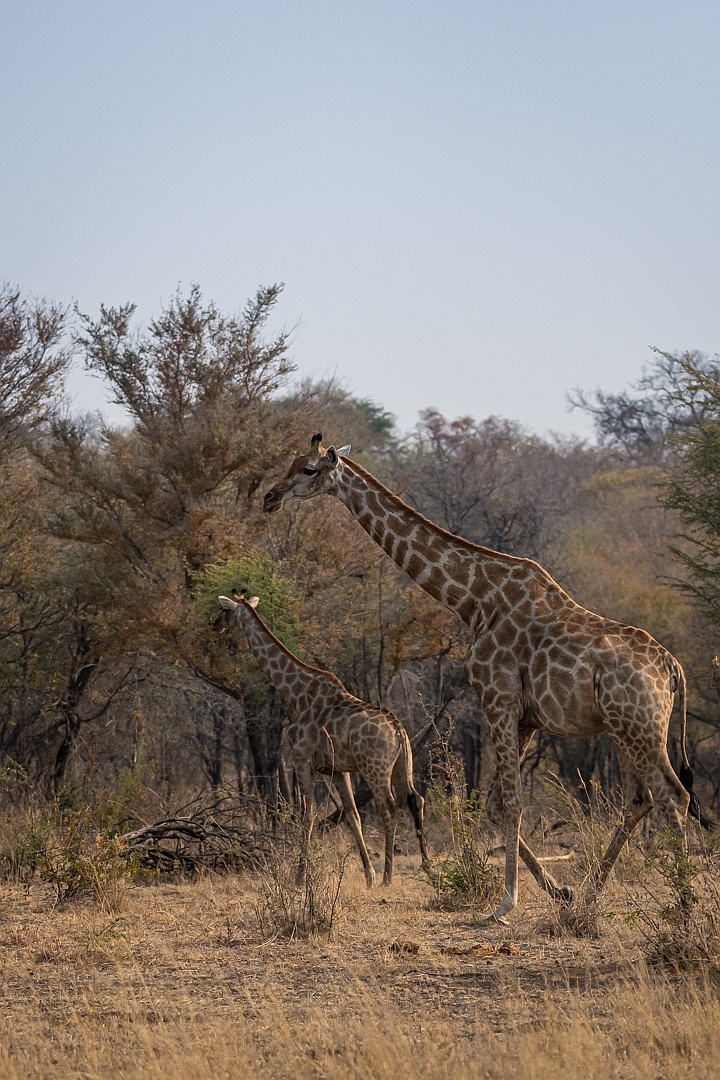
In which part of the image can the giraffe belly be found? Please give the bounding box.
[533,710,605,738]
[315,751,358,774]
[531,689,604,738]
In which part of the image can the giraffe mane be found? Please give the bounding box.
[341,455,570,596]
[241,600,345,687]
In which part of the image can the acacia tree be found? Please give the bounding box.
[0,284,71,462]
[571,351,720,803]
[0,286,81,784]
[30,285,305,788]
[571,348,717,465]
[400,409,596,564]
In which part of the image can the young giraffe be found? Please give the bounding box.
[216,590,430,888]
[263,434,703,922]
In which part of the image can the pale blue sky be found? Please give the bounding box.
[1,1,719,435]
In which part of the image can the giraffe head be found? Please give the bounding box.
[216,590,259,629]
[263,433,351,514]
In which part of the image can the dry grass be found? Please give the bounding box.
[0,809,717,1080]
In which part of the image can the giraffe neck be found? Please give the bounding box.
[234,602,341,703]
[329,458,561,629]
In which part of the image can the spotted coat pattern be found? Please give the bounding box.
[263,437,692,918]
[217,593,429,887]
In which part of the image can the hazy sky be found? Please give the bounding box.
[2,2,719,436]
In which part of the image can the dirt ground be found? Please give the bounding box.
[0,815,717,1080]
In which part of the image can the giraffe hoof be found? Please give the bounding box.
[558,886,575,906]
[482,914,509,926]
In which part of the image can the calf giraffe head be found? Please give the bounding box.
[215,589,259,632]
[263,433,351,513]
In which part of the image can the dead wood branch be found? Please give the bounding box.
[118,793,275,873]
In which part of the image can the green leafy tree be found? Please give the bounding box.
[657,353,720,625]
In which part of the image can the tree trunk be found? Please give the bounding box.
[52,622,99,791]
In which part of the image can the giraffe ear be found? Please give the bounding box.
[337,444,351,457]
[218,595,237,610]
[248,596,260,609]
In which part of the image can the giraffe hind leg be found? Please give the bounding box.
[295,765,316,886]
[584,742,680,903]
[391,754,430,867]
[585,785,653,904]
[334,772,376,888]
[370,779,398,886]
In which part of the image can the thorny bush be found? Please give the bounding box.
[621,828,720,975]
[253,820,351,940]
[424,737,502,910]
[36,808,140,910]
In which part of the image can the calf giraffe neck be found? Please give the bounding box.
[264,435,704,922]
[228,592,344,701]
[217,591,429,887]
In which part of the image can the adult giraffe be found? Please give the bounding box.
[263,434,701,922]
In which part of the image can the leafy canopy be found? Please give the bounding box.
[198,553,303,653]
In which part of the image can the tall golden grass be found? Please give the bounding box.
[0,966,717,1079]
[0,780,717,1079]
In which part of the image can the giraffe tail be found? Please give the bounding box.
[396,724,431,866]
[674,660,713,831]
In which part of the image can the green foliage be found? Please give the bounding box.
[199,552,303,652]
[36,808,139,910]
[655,353,720,625]
[80,916,130,947]
[352,397,397,440]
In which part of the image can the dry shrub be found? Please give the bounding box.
[534,778,720,960]
[35,809,139,911]
[0,809,52,884]
[424,742,502,910]
[620,829,720,975]
[0,797,144,911]
[253,824,352,940]
[533,775,639,938]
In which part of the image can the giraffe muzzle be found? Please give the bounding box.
[263,489,282,513]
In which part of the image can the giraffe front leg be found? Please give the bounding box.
[487,751,574,906]
[479,703,526,924]
[519,837,574,905]
[487,810,521,923]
